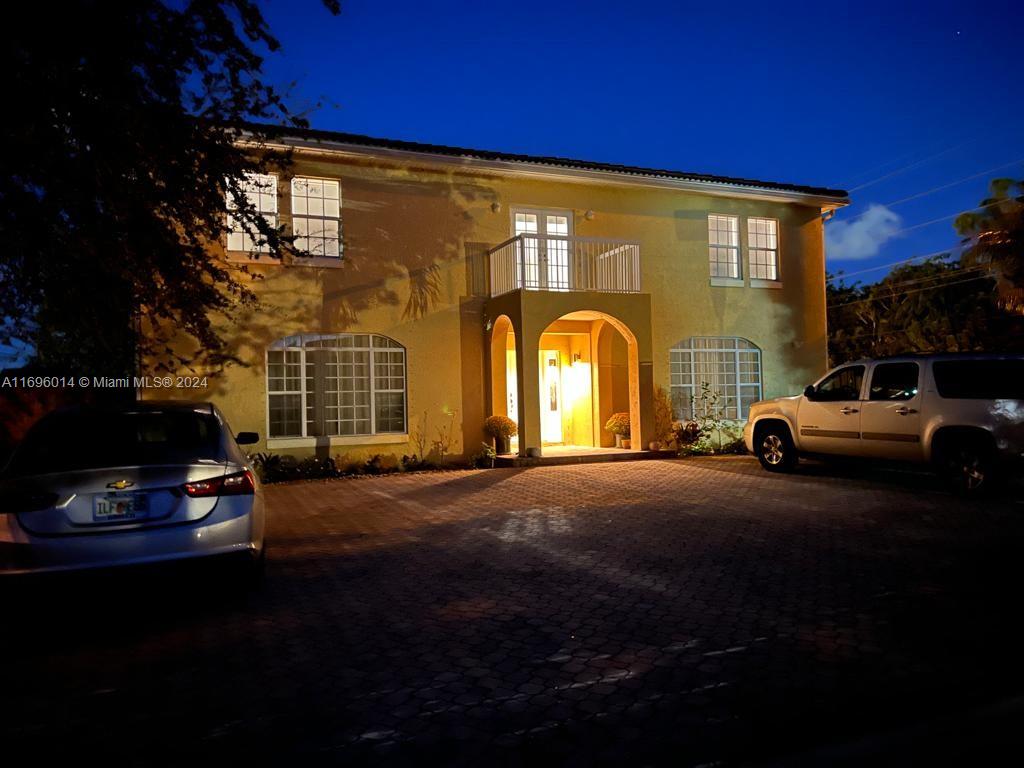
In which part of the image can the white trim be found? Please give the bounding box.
[242,138,849,209]
[750,278,783,289]
[266,434,410,450]
[709,276,745,287]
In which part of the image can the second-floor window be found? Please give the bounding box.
[226,173,278,253]
[707,214,740,279]
[747,217,779,281]
[291,177,342,258]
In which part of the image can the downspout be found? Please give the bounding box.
[820,208,836,371]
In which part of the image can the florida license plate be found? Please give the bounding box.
[93,493,149,521]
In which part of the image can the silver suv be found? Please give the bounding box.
[743,354,1024,494]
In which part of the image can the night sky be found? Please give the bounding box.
[259,0,1024,284]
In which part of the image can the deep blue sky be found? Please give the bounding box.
[259,0,1024,284]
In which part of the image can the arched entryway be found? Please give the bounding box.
[489,314,519,454]
[489,308,645,455]
[536,310,641,449]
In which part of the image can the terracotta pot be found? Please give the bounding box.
[648,441,661,451]
[621,438,631,449]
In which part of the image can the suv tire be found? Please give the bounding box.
[756,424,797,473]
[936,438,997,497]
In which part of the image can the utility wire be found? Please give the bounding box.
[830,157,1024,227]
[847,140,976,192]
[828,272,995,310]
[827,246,961,282]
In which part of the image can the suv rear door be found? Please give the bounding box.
[860,361,924,460]
[798,364,865,455]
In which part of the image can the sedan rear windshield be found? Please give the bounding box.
[6,409,226,476]
[933,359,1024,399]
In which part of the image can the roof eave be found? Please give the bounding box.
[241,132,850,209]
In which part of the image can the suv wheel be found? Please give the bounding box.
[757,426,797,472]
[939,441,996,497]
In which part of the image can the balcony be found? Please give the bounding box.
[488,234,641,297]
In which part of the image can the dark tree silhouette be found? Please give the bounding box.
[0,0,340,377]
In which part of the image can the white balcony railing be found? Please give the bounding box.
[488,234,641,297]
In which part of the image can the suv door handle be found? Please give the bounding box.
[839,407,859,415]
[895,407,917,415]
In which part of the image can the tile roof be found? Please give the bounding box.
[246,123,849,201]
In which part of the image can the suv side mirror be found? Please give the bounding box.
[235,431,259,446]
[803,384,817,400]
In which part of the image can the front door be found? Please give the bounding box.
[540,350,563,443]
[506,350,519,451]
[797,364,866,455]
[513,209,573,291]
[860,361,923,460]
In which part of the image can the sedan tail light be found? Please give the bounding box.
[182,470,255,498]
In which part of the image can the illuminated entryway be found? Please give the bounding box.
[534,311,638,448]
[491,310,641,453]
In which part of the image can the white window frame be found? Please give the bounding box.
[266,334,407,439]
[226,172,278,253]
[670,336,762,421]
[747,217,780,285]
[707,214,742,285]
[510,207,574,291]
[291,177,342,258]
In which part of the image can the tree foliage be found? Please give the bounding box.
[0,0,339,377]
[827,178,1024,366]
[956,177,1024,285]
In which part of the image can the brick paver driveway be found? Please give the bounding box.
[4,457,1024,765]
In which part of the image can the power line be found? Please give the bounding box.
[827,246,961,282]
[834,129,985,188]
[830,157,1024,228]
[828,272,995,310]
[847,139,976,192]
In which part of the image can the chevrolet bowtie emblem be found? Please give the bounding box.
[107,480,135,490]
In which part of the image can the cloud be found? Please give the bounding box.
[826,204,902,261]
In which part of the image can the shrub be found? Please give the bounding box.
[483,414,518,439]
[677,420,748,456]
[672,420,702,446]
[604,412,631,436]
[470,442,497,468]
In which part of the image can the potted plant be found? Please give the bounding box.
[605,412,631,448]
[484,415,518,454]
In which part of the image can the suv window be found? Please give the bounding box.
[933,359,1024,399]
[869,362,919,401]
[814,365,865,402]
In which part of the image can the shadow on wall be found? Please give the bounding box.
[673,206,827,394]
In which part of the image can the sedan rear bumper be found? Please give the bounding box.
[0,498,262,575]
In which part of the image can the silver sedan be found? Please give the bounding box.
[0,402,265,576]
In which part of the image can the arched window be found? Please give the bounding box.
[267,334,406,438]
[670,337,762,420]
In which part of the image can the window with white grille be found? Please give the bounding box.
[747,217,779,281]
[291,178,342,258]
[670,337,762,420]
[226,173,278,253]
[267,334,406,438]
[707,215,740,279]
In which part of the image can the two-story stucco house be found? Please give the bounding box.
[154,125,848,462]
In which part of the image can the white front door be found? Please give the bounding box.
[513,210,573,290]
[540,350,563,443]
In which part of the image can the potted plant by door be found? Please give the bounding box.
[605,412,631,449]
[484,415,518,455]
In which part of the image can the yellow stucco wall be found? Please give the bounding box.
[144,146,829,462]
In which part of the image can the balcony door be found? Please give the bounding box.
[513,209,573,291]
